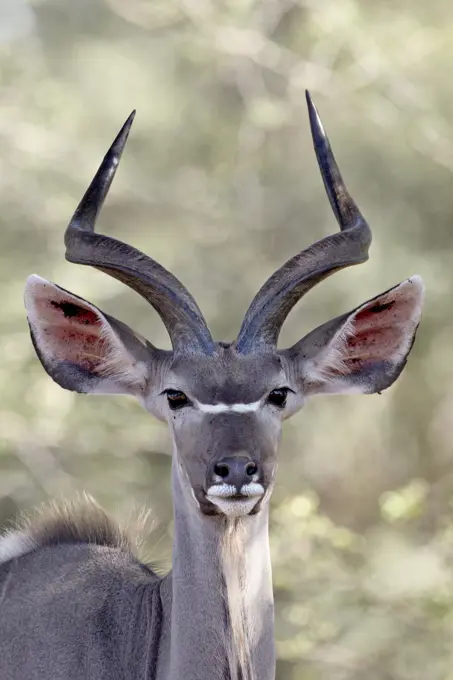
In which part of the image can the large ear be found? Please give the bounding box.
[24,275,157,396]
[283,276,424,396]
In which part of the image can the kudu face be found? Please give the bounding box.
[25,93,424,519]
[154,349,287,516]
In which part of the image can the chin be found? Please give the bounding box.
[210,496,261,518]
[203,482,267,518]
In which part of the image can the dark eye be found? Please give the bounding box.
[166,390,190,410]
[267,388,289,408]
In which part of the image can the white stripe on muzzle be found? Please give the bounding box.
[206,482,265,517]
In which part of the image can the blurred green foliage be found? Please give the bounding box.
[1,0,453,678]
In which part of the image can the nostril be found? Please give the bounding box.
[245,462,258,477]
[214,463,230,479]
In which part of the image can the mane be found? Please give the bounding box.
[0,493,159,568]
[221,518,255,680]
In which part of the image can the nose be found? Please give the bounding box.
[210,456,259,492]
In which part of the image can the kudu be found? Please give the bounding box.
[0,92,424,680]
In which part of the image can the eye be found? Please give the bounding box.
[267,387,289,409]
[166,389,190,410]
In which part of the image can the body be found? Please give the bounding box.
[0,542,160,680]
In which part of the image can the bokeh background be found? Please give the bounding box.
[0,0,452,678]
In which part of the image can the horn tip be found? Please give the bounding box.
[305,90,325,142]
[111,110,136,156]
[126,109,136,126]
[305,90,316,114]
[64,110,137,239]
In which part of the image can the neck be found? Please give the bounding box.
[162,459,275,680]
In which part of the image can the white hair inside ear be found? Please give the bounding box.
[24,275,150,395]
[296,276,424,396]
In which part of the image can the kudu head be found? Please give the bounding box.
[25,93,424,519]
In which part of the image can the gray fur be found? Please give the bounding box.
[0,541,162,680]
[1,95,425,679]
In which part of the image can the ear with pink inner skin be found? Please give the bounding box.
[24,275,157,396]
[284,276,424,396]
